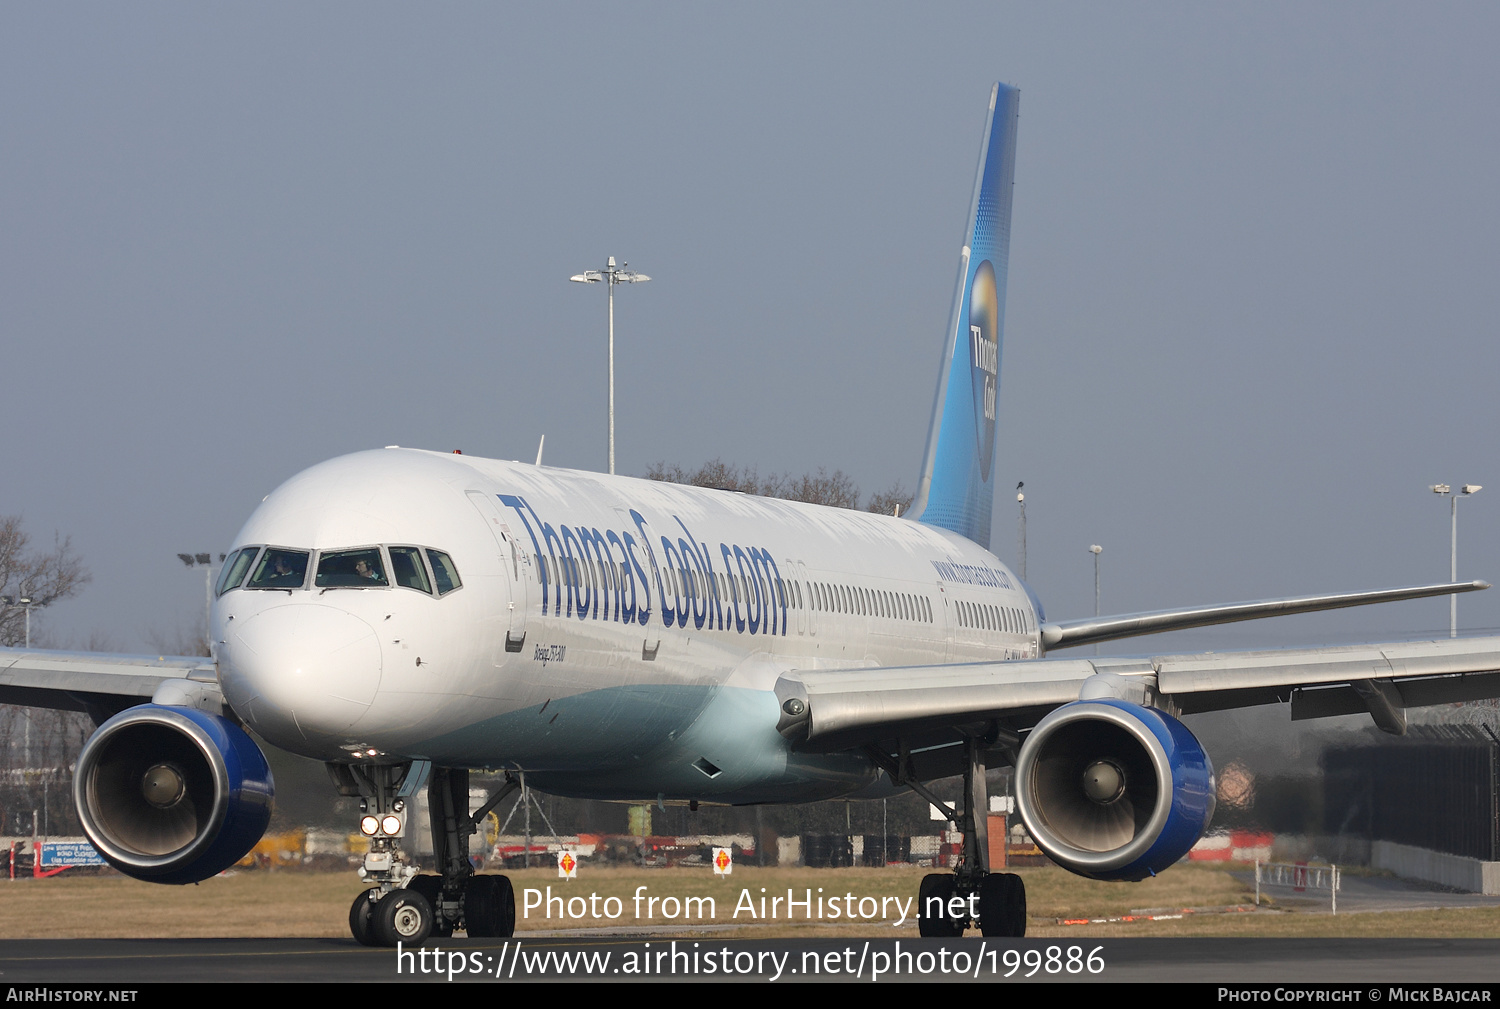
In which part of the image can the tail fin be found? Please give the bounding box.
[907,83,1020,550]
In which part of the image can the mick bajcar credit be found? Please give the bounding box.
[1220,990,1494,1001]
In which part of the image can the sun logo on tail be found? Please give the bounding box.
[968,259,1000,480]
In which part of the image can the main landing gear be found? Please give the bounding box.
[332,762,520,946]
[869,735,1027,937]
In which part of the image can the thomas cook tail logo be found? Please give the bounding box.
[968,259,999,481]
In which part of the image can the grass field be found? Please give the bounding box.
[2,864,1498,939]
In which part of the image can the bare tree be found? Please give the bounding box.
[144,619,212,659]
[0,519,93,833]
[0,516,90,648]
[865,482,914,517]
[782,468,860,509]
[647,459,897,513]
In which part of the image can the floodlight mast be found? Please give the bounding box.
[178,552,225,654]
[1088,544,1103,655]
[570,257,651,475]
[1430,483,1483,637]
[1,594,53,649]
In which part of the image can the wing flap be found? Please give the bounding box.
[1155,636,1500,694]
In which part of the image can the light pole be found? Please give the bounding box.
[177,552,225,654]
[1016,483,1026,580]
[0,595,52,648]
[1088,544,1103,655]
[570,257,651,475]
[1430,484,1482,638]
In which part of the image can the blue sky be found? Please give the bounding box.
[4,3,1498,656]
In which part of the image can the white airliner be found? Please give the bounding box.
[3,83,1499,945]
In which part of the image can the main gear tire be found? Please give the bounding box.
[917,873,965,937]
[464,873,516,937]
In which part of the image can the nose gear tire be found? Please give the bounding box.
[374,890,434,947]
[348,887,381,947]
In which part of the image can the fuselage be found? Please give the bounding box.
[215,447,1042,803]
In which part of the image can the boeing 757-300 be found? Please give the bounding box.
[3,82,1498,943]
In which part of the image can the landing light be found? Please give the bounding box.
[360,815,380,836]
[380,814,402,836]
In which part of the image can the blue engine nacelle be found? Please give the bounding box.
[73,704,274,885]
[1013,699,1215,881]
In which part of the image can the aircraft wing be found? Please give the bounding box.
[0,647,219,724]
[773,634,1500,752]
[1039,580,1488,650]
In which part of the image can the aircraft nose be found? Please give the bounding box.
[220,603,382,745]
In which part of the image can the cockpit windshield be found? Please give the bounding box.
[427,549,462,595]
[219,544,458,596]
[216,547,260,595]
[316,548,389,588]
[246,548,310,590]
[388,546,431,593]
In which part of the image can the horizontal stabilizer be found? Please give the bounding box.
[1040,581,1489,651]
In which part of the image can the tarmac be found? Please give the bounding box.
[1,873,1496,984]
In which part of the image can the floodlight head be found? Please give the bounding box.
[1431,484,1451,495]
[1088,544,1103,555]
[570,272,602,284]
[177,553,195,566]
[194,553,212,565]
[1462,484,1483,495]
[1017,493,1024,503]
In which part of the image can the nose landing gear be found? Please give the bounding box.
[333,762,522,946]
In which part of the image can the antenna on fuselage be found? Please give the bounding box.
[535,434,545,467]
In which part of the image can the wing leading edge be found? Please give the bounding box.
[1040,580,1488,650]
[0,647,219,725]
[774,634,1500,751]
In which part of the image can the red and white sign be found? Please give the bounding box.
[712,847,732,875]
[557,850,577,878]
